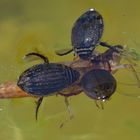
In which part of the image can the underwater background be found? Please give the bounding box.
[0,0,140,140]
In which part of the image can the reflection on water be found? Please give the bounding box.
[0,0,140,140]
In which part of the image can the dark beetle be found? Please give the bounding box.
[56,8,113,60]
[80,69,117,101]
[71,8,104,60]
[17,53,80,120]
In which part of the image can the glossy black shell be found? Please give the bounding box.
[17,63,80,96]
[80,69,116,100]
[71,9,104,60]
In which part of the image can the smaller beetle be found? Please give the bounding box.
[55,8,112,60]
[17,52,80,120]
[71,8,104,60]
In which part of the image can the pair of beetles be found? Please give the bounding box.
[17,8,138,120]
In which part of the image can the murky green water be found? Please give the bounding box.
[0,0,140,140]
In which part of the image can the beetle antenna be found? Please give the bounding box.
[35,97,43,121]
[24,52,49,64]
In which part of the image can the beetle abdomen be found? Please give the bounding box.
[17,63,80,96]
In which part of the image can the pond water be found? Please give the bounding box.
[0,0,140,140]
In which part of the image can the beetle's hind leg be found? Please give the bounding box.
[24,52,49,64]
[35,97,44,120]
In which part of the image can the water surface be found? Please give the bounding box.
[0,0,140,140]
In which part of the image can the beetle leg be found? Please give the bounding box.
[95,100,100,109]
[59,97,74,128]
[24,52,49,64]
[100,42,113,49]
[95,100,104,109]
[35,97,43,120]
[65,97,74,119]
[57,92,75,118]
[100,101,104,110]
[125,59,140,88]
[55,48,73,56]
[112,64,140,88]
[100,42,124,52]
[126,64,140,88]
[111,64,126,71]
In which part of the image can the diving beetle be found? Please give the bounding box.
[17,52,80,120]
[56,8,112,60]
